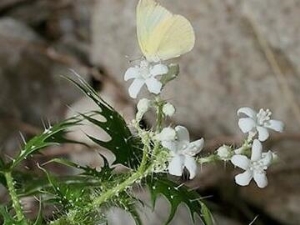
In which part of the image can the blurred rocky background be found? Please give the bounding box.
[0,0,300,224]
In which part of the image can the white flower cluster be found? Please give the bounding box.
[125,57,284,188]
[125,58,204,179]
[225,107,283,188]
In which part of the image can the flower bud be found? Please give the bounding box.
[162,102,175,117]
[137,98,151,113]
[136,98,151,121]
[217,145,232,161]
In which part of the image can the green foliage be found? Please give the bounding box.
[0,74,215,225]
[42,168,90,210]
[32,200,43,225]
[66,74,143,169]
[38,160,107,225]
[0,206,18,225]
[145,174,215,225]
[47,157,113,182]
[9,117,82,170]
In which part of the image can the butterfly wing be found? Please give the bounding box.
[137,0,195,62]
[136,0,172,61]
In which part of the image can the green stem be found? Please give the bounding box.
[139,144,150,172]
[152,140,162,158]
[197,155,220,164]
[93,143,151,207]
[4,172,27,224]
[93,171,144,207]
[155,97,164,132]
[51,167,151,224]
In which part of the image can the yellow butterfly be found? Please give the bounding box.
[136,0,195,63]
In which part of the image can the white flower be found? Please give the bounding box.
[124,60,168,98]
[162,102,175,117]
[231,139,273,188]
[237,107,284,141]
[217,145,232,161]
[157,126,204,179]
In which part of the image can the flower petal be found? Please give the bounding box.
[162,140,177,152]
[124,67,139,81]
[261,151,273,167]
[175,126,190,143]
[184,156,197,179]
[251,139,262,161]
[231,155,250,170]
[238,118,256,133]
[257,126,269,141]
[128,79,145,98]
[157,127,176,141]
[235,170,253,186]
[185,138,204,156]
[237,107,257,118]
[265,120,284,132]
[168,155,184,177]
[151,64,168,76]
[145,77,162,94]
[253,172,268,188]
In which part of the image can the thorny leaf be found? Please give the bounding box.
[66,74,142,169]
[145,174,215,225]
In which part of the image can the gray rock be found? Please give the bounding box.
[2,0,94,42]
[0,18,88,150]
[0,17,40,42]
[3,0,55,27]
[0,0,27,12]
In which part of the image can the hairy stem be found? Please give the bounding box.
[93,171,142,207]
[4,172,27,224]
[197,155,220,164]
[155,97,164,132]
[139,141,150,172]
[93,141,151,207]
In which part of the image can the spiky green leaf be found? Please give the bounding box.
[47,157,114,182]
[10,117,82,169]
[200,202,215,225]
[145,174,215,225]
[38,165,91,212]
[66,74,142,169]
